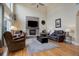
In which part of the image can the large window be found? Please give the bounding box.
[0,4,4,47]
[0,4,3,41]
[6,3,13,12]
[3,17,11,32]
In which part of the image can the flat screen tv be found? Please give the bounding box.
[28,21,38,27]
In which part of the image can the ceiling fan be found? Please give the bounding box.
[31,3,45,8]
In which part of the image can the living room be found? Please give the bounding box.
[12,3,79,45]
[0,3,79,56]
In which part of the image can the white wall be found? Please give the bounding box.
[47,4,76,31]
[75,4,79,45]
[47,3,79,45]
[14,4,47,33]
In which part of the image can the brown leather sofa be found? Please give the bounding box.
[3,31,26,51]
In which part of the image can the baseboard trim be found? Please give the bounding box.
[2,47,8,56]
[72,41,79,46]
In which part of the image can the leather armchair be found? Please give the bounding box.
[3,31,26,51]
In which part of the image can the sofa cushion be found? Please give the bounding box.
[54,30,64,34]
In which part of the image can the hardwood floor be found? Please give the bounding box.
[0,48,3,53]
[9,40,79,56]
[8,48,29,56]
[0,48,4,56]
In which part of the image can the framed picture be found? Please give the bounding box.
[55,18,61,28]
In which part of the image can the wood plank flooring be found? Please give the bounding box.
[9,40,79,56]
[0,48,4,56]
[0,48,3,53]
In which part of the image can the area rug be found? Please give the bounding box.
[27,37,58,54]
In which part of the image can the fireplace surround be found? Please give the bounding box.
[26,16,39,36]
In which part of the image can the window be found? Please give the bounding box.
[0,4,4,47]
[6,3,13,12]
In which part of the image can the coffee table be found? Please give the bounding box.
[37,36,48,43]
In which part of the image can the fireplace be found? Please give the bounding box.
[26,16,39,36]
[30,29,36,35]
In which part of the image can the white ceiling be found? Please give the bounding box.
[19,3,48,6]
[17,3,57,8]
[16,3,76,9]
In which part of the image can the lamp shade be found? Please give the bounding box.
[65,29,71,32]
[10,26,17,30]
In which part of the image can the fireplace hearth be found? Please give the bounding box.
[30,29,36,35]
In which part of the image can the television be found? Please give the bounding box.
[28,21,38,27]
